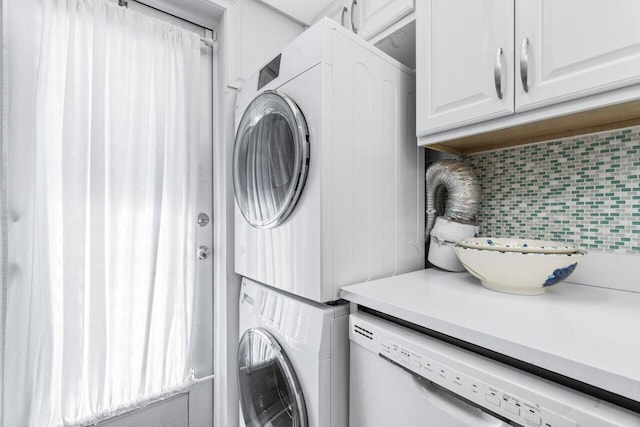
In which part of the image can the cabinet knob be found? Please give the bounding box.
[494,47,504,100]
[520,37,530,93]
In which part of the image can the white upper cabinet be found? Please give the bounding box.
[353,0,414,40]
[515,0,640,112]
[417,0,640,146]
[322,1,350,29]
[314,0,414,41]
[416,0,514,135]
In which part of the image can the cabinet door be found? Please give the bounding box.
[516,0,640,112]
[416,0,514,137]
[318,0,350,28]
[355,0,414,40]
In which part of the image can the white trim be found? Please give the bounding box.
[98,393,190,427]
[212,85,241,427]
[0,0,6,423]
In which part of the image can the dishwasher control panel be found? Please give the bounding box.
[378,338,577,427]
[349,313,585,427]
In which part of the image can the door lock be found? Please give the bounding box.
[197,213,210,227]
[197,246,211,260]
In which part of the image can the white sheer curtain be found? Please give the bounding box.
[2,0,202,425]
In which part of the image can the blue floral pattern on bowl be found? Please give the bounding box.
[458,237,579,254]
[543,263,578,287]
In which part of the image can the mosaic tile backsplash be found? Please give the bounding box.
[460,126,640,255]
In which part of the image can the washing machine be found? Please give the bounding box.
[237,277,349,427]
[233,18,425,303]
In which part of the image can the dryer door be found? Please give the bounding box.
[233,90,310,229]
[237,328,308,427]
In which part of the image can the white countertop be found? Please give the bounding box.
[340,268,640,403]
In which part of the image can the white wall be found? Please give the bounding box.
[225,0,304,86]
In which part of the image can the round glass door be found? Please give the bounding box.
[233,90,310,229]
[237,328,308,427]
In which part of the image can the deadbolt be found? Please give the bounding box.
[197,213,210,227]
[197,246,211,260]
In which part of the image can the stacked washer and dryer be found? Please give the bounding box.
[233,18,424,427]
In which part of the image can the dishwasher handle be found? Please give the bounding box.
[413,375,511,427]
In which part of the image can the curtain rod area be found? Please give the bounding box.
[117,0,217,47]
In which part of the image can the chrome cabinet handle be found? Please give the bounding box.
[350,0,358,34]
[494,47,503,100]
[520,37,530,92]
[340,6,348,27]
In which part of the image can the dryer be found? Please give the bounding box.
[237,277,349,427]
[233,18,425,303]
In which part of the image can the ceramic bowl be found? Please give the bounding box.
[454,246,585,295]
[456,237,579,254]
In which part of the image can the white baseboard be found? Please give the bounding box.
[99,393,188,427]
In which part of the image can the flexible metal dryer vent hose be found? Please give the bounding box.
[425,159,481,239]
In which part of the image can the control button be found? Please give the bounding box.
[524,413,542,426]
[504,402,520,416]
[391,344,399,359]
[399,348,410,364]
[410,355,421,369]
[485,394,501,406]
[380,345,391,356]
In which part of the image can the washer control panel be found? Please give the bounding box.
[379,337,578,427]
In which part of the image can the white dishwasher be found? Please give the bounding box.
[349,311,640,427]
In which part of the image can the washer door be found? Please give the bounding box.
[233,90,310,229]
[237,328,308,427]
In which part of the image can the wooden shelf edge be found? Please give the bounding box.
[421,99,640,155]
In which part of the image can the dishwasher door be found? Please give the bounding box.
[349,311,640,427]
[350,338,509,427]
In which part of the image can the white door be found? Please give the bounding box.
[355,0,414,40]
[112,2,214,426]
[516,0,640,112]
[416,0,514,136]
